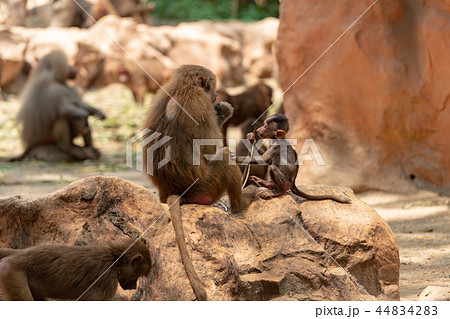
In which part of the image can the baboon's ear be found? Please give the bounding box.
[198,76,206,88]
[275,130,287,139]
[130,254,143,265]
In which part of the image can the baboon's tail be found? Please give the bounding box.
[167,195,207,301]
[291,184,351,204]
[4,149,29,162]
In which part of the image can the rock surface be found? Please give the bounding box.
[417,286,450,301]
[0,16,279,93]
[0,176,399,300]
[276,0,450,193]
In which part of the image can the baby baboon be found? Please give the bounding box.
[144,65,245,301]
[12,50,105,161]
[237,114,352,203]
[237,118,267,186]
[0,239,151,301]
[91,0,155,24]
[217,81,273,144]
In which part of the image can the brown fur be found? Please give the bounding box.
[12,50,105,161]
[143,65,243,211]
[217,81,272,144]
[237,114,352,203]
[91,0,155,24]
[143,65,245,300]
[0,239,151,301]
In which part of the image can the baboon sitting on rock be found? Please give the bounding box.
[10,50,106,162]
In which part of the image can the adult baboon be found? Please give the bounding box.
[0,239,151,301]
[143,65,246,301]
[12,50,105,161]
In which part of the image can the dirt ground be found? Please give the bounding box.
[0,85,448,301]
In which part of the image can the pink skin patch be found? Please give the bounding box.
[192,194,214,205]
[285,181,291,190]
[0,259,11,273]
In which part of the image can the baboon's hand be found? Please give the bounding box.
[95,109,106,120]
[246,132,255,143]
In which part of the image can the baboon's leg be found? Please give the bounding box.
[250,175,273,189]
[0,268,34,301]
[208,147,244,212]
[259,165,287,199]
[53,118,93,160]
[70,117,101,158]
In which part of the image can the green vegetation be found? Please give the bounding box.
[150,0,279,22]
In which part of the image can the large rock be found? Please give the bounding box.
[0,27,29,95]
[159,22,244,87]
[276,0,450,193]
[0,176,399,300]
[192,18,279,80]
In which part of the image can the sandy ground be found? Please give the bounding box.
[1,87,448,300]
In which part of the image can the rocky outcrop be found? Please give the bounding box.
[0,16,279,93]
[0,176,399,300]
[276,0,450,193]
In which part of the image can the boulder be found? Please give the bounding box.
[0,176,399,300]
[0,27,29,95]
[241,18,279,79]
[276,0,450,193]
[188,18,279,80]
[161,22,244,87]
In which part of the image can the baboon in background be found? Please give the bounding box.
[49,0,91,28]
[12,50,106,162]
[91,0,155,24]
[118,60,173,105]
[144,65,247,301]
[0,239,151,301]
[217,81,273,145]
[237,114,352,203]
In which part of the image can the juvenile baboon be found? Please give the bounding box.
[12,50,106,161]
[91,0,155,24]
[217,81,272,144]
[144,65,245,300]
[237,114,352,203]
[0,239,151,301]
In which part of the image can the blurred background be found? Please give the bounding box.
[0,0,448,300]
